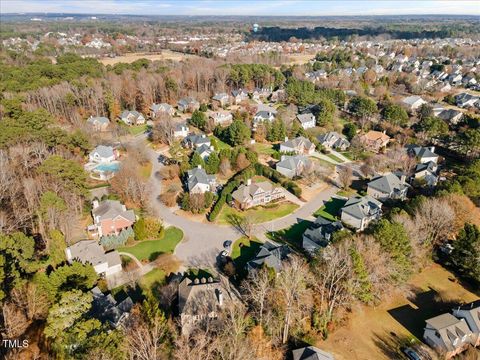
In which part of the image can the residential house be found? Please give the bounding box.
[406,145,439,164]
[177,97,200,113]
[367,172,409,201]
[173,122,189,138]
[414,161,439,186]
[65,240,122,276]
[423,313,473,358]
[90,286,133,328]
[305,70,327,82]
[317,132,350,151]
[279,136,315,155]
[231,89,249,104]
[212,92,230,107]
[432,103,446,116]
[302,217,343,255]
[456,93,480,108]
[91,200,136,238]
[402,95,427,112]
[276,155,311,179]
[252,110,275,128]
[210,111,233,126]
[251,87,272,101]
[246,241,291,273]
[186,166,217,194]
[296,113,316,129]
[88,145,117,164]
[340,195,383,231]
[270,89,286,103]
[178,275,238,335]
[120,110,145,125]
[359,131,390,153]
[150,103,174,117]
[438,109,463,125]
[452,301,480,347]
[87,116,110,131]
[195,144,214,160]
[183,133,211,149]
[448,73,463,85]
[232,179,284,210]
[292,346,335,360]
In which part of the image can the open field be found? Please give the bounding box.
[217,201,299,225]
[99,50,199,65]
[284,53,316,65]
[317,264,480,360]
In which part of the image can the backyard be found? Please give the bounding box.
[210,135,232,150]
[128,124,148,135]
[231,236,263,270]
[118,226,183,262]
[313,196,347,221]
[217,201,299,225]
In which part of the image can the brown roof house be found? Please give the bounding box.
[177,275,239,335]
[232,179,285,210]
[359,130,390,153]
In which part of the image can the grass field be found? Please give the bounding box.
[119,227,183,262]
[140,268,166,293]
[266,220,312,250]
[99,50,198,65]
[128,124,148,135]
[326,153,344,163]
[209,135,231,150]
[313,197,347,221]
[253,142,276,155]
[140,162,152,179]
[217,202,299,225]
[231,237,263,270]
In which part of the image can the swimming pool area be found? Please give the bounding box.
[94,162,121,172]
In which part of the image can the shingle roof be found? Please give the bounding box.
[92,200,136,223]
[281,136,314,151]
[87,116,109,125]
[367,173,408,194]
[246,241,290,272]
[341,195,382,220]
[292,346,335,360]
[276,155,310,172]
[297,113,315,124]
[91,145,114,159]
[187,167,215,190]
[231,181,275,203]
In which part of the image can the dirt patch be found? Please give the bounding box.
[298,181,330,202]
[174,208,209,223]
[99,50,198,65]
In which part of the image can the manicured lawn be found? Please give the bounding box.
[266,220,312,250]
[339,151,354,160]
[217,202,299,225]
[231,237,262,269]
[253,142,276,155]
[313,197,347,221]
[326,153,344,163]
[118,227,183,262]
[129,124,148,135]
[140,268,166,292]
[209,135,231,150]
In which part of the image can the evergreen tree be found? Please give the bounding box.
[190,152,205,169]
[205,152,220,174]
[316,98,336,126]
[450,223,480,284]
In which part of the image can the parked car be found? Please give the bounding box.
[402,347,422,360]
[223,240,232,249]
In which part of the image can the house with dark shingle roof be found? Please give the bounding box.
[212,92,230,107]
[90,286,133,328]
[120,110,145,125]
[186,166,217,194]
[317,132,350,151]
[302,217,343,255]
[246,241,291,274]
[231,89,249,104]
[276,155,311,179]
[280,136,315,155]
[183,133,211,149]
[150,103,174,117]
[367,172,409,201]
[406,145,439,164]
[340,195,382,231]
[292,346,335,360]
[177,97,200,113]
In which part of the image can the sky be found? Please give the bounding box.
[1,0,479,16]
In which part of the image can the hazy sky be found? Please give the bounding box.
[1,0,479,16]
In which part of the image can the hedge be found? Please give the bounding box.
[254,163,302,197]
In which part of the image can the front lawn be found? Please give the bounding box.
[313,197,347,221]
[118,227,183,262]
[231,237,262,269]
[210,135,232,150]
[266,220,312,250]
[140,268,166,294]
[326,153,344,163]
[129,124,148,135]
[253,142,276,155]
[217,202,299,225]
[140,162,153,179]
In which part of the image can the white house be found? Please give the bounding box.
[210,111,233,125]
[402,95,427,111]
[452,301,480,347]
[66,240,122,276]
[252,111,275,129]
[89,145,117,163]
[296,113,316,129]
[150,103,174,117]
[276,155,311,179]
[279,136,315,155]
[173,123,190,138]
[186,166,217,194]
[231,89,249,104]
[120,110,146,125]
[87,116,110,131]
[340,195,383,231]
[317,132,350,151]
[367,173,409,202]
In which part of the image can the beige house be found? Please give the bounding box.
[232,179,284,210]
[359,131,390,152]
[279,136,316,155]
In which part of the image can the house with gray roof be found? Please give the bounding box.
[232,179,284,210]
[177,97,200,113]
[91,199,136,238]
[253,110,275,129]
[292,346,335,360]
[87,116,110,131]
[276,155,311,179]
[90,286,133,328]
[367,172,409,201]
[423,313,473,358]
[120,110,145,125]
[66,240,122,276]
[183,133,211,149]
[231,89,249,104]
[209,111,233,125]
[402,95,427,112]
[89,145,117,164]
[186,166,217,194]
[173,122,189,138]
[280,136,315,155]
[438,109,463,125]
[246,241,291,273]
[296,113,316,129]
[212,92,230,107]
[455,93,480,108]
[340,195,382,231]
[406,145,439,164]
[414,161,439,186]
[150,103,174,117]
[453,300,480,347]
[195,144,214,160]
[302,217,344,255]
[317,132,350,151]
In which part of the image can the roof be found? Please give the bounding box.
[187,167,215,190]
[297,113,315,124]
[90,286,133,327]
[281,136,314,151]
[426,313,462,329]
[254,110,275,120]
[303,217,343,245]
[367,173,408,194]
[68,240,120,268]
[276,155,310,172]
[212,92,229,100]
[232,181,275,203]
[246,241,290,273]
[121,110,142,119]
[91,145,114,158]
[362,131,390,143]
[150,103,172,112]
[437,109,462,121]
[178,97,198,106]
[87,116,109,125]
[292,346,335,360]
[92,200,136,223]
[184,133,210,146]
[402,95,426,106]
[406,145,438,159]
[341,195,382,220]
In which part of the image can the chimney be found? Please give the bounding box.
[429,146,435,153]
[197,165,202,169]
[201,277,206,284]
[92,200,99,209]
[194,278,200,284]
[284,136,288,142]
[247,179,252,186]
[208,276,213,283]
[217,290,224,306]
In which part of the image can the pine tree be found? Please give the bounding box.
[451,223,480,284]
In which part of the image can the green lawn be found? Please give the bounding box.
[129,124,148,135]
[310,157,336,170]
[253,142,276,155]
[118,227,183,262]
[266,220,312,250]
[217,202,299,225]
[339,151,354,161]
[326,153,344,163]
[140,268,166,293]
[210,135,232,150]
[231,237,262,269]
[313,197,347,221]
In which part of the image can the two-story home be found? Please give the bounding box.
[232,179,284,210]
[183,133,211,149]
[252,110,276,129]
[407,145,439,164]
[340,195,383,231]
[186,166,217,194]
[212,92,230,107]
[276,155,311,179]
[359,131,390,153]
[246,241,291,273]
[89,145,117,164]
[65,240,122,276]
[251,87,272,101]
[173,122,190,138]
[209,111,233,126]
[120,110,146,125]
[195,144,214,160]
[317,132,350,151]
[177,97,200,113]
[150,103,174,118]
[91,199,136,238]
[438,109,463,125]
[423,313,473,358]
[279,136,316,155]
[302,217,344,255]
[91,286,133,328]
[296,113,316,129]
[402,95,427,112]
[231,89,249,104]
[452,301,480,348]
[367,172,409,202]
[455,93,480,108]
[87,116,110,131]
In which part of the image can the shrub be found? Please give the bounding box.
[133,217,164,241]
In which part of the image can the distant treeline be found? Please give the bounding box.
[250,24,479,41]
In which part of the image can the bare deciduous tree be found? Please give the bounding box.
[241,268,271,326]
[337,165,353,189]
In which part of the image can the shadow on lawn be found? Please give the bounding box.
[387,286,464,341]
[267,218,313,251]
[234,240,262,270]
